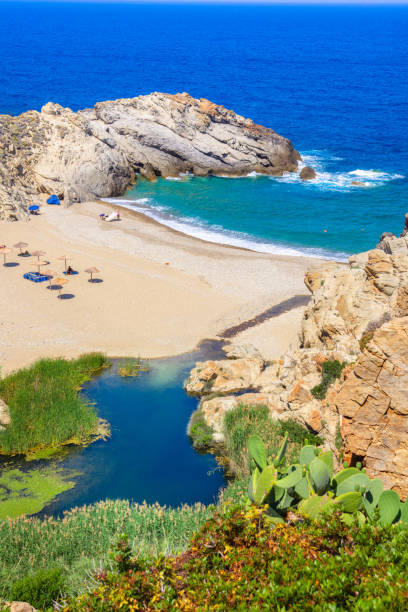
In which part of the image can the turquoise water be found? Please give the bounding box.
[110,159,406,261]
[0,344,226,516]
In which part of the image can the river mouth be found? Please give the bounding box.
[0,340,226,518]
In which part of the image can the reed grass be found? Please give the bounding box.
[223,403,319,479]
[0,353,108,454]
[0,499,212,599]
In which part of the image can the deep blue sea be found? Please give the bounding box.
[1,2,407,256]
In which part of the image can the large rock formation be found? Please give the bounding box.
[185,216,408,497]
[0,92,300,220]
[335,318,408,498]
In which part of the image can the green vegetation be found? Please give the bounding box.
[0,353,109,454]
[0,499,212,600]
[247,434,408,526]
[360,330,374,352]
[64,507,408,610]
[311,359,346,399]
[118,357,149,378]
[223,403,321,478]
[1,391,407,610]
[0,466,76,519]
[187,408,213,449]
[9,568,64,610]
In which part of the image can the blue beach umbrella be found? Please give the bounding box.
[28,204,39,211]
[47,195,61,205]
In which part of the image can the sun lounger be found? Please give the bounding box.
[23,272,50,283]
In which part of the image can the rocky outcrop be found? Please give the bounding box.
[185,344,264,396]
[300,242,408,354]
[335,318,408,498]
[185,215,408,497]
[9,603,37,612]
[0,92,300,220]
[299,166,316,180]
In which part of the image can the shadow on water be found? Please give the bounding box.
[0,340,227,518]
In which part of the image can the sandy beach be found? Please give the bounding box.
[0,200,319,374]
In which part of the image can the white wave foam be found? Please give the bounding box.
[102,197,348,262]
[214,171,262,179]
[276,152,405,192]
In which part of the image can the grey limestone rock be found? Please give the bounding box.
[0,92,301,220]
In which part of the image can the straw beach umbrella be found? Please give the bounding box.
[55,277,68,299]
[14,241,28,255]
[34,259,47,274]
[58,255,70,271]
[0,247,11,265]
[84,266,100,282]
[42,269,57,289]
[31,250,46,262]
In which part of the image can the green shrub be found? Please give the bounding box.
[64,506,408,611]
[223,404,309,478]
[277,418,323,446]
[360,331,374,352]
[311,359,346,399]
[10,568,64,609]
[0,353,108,453]
[187,409,213,449]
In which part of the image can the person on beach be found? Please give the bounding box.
[66,265,74,275]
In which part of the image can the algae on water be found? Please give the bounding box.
[0,466,76,519]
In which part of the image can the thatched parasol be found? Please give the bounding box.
[0,247,11,265]
[55,277,68,299]
[14,241,29,255]
[31,250,46,262]
[84,266,100,282]
[58,255,70,271]
[42,269,57,289]
[34,259,48,274]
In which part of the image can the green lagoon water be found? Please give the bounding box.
[0,342,226,517]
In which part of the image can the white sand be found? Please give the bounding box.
[0,200,318,374]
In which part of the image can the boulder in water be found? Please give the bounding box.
[299,166,316,180]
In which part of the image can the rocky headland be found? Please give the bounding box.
[0,92,300,220]
[185,214,408,498]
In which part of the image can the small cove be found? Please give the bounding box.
[0,341,226,518]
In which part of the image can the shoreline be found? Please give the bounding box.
[102,193,350,262]
[0,198,328,375]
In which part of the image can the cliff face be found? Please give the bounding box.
[185,216,408,497]
[0,92,300,220]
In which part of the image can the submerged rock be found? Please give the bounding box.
[0,92,300,220]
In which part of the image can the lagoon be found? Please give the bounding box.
[0,342,226,518]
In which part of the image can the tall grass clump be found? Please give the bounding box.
[223,403,320,478]
[0,353,108,454]
[0,499,212,599]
